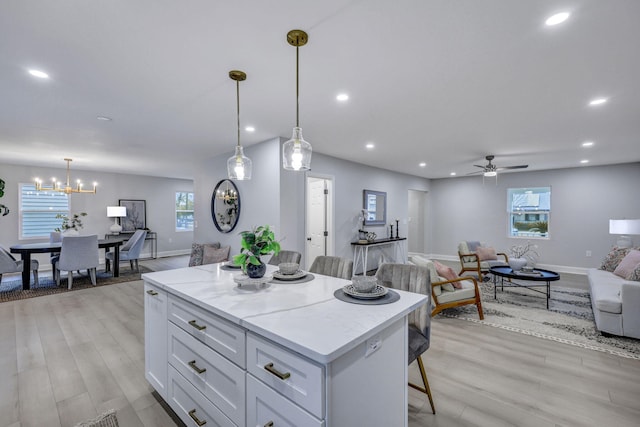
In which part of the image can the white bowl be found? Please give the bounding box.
[351,276,378,293]
[278,262,299,275]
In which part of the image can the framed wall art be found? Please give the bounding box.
[119,199,146,232]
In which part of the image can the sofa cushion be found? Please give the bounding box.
[436,287,477,304]
[600,247,631,272]
[588,269,623,314]
[613,249,640,279]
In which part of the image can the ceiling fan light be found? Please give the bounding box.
[484,171,497,177]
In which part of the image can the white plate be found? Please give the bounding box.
[343,284,388,300]
[273,270,307,280]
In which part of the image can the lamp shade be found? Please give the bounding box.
[107,206,127,218]
[609,219,640,235]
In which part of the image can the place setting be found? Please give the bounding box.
[334,275,400,305]
[270,262,315,284]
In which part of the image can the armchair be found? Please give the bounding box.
[458,240,508,281]
[409,254,484,320]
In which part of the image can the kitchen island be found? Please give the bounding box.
[142,262,427,427]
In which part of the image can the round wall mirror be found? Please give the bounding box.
[211,179,241,233]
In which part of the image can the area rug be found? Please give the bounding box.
[436,280,640,360]
[0,266,152,303]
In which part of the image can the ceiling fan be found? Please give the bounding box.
[468,155,528,177]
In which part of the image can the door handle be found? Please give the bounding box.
[306,237,312,241]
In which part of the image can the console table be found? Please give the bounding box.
[105,231,157,259]
[351,237,407,275]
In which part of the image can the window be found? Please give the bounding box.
[507,187,550,238]
[19,183,69,239]
[175,191,194,231]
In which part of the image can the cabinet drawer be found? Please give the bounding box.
[247,333,325,419]
[168,295,245,368]
[169,322,245,426]
[247,375,324,427]
[168,366,236,427]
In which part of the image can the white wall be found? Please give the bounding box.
[429,162,640,272]
[0,163,194,266]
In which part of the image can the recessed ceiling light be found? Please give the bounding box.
[589,98,608,106]
[96,116,112,121]
[450,172,456,176]
[336,94,349,102]
[580,159,589,164]
[365,143,374,149]
[28,69,49,79]
[245,126,255,132]
[419,162,426,167]
[545,12,570,26]
[581,141,594,147]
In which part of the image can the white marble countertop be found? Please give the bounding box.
[142,263,427,363]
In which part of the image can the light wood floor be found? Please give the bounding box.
[1,256,639,427]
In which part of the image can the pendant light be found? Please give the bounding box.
[227,70,252,180]
[282,29,312,171]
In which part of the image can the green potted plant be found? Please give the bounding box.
[233,225,281,278]
[55,212,88,234]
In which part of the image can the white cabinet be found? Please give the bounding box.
[144,283,168,399]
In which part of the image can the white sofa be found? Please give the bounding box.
[588,268,640,339]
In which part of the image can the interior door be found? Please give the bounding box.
[305,176,333,269]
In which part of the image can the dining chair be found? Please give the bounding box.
[55,235,99,290]
[0,246,39,286]
[308,255,353,280]
[49,231,63,281]
[375,262,436,414]
[105,229,147,273]
[268,250,302,266]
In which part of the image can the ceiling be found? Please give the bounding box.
[1,0,639,180]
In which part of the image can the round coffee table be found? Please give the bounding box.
[489,266,560,309]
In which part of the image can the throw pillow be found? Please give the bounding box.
[627,263,640,282]
[434,260,462,288]
[202,245,231,265]
[437,278,455,292]
[188,242,221,266]
[476,246,498,261]
[613,250,640,279]
[600,247,631,272]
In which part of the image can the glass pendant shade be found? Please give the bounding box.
[227,145,252,180]
[283,127,312,171]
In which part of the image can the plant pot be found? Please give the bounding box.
[509,257,527,271]
[246,260,267,278]
[62,229,80,237]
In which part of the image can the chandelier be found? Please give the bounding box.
[35,158,97,194]
[216,182,238,202]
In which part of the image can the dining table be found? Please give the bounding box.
[9,238,126,290]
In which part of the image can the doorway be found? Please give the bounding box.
[305,175,334,269]
[408,189,428,254]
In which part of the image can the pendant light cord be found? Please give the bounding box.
[296,45,300,128]
[236,80,241,148]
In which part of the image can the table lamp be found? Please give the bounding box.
[107,206,127,233]
[609,219,640,248]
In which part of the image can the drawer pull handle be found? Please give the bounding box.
[188,320,206,331]
[146,290,158,296]
[188,409,207,426]
[264,362,291,380]
[188,360,207,374]
[264,422,274,427]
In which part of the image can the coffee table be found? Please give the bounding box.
[489,266,560,309]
